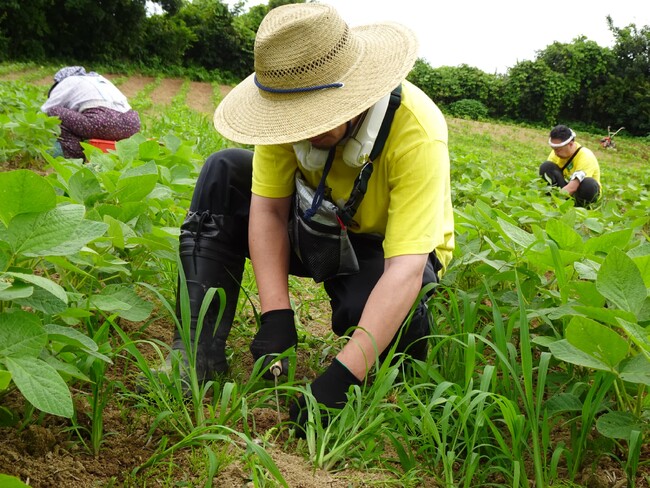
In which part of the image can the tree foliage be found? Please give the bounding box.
[0,2,647,135]
[409,18,649,135]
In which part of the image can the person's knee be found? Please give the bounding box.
[203,148,253,178]
[576,177,600,204]
[192,149,254,215]
[539,161,556,178]
[331,304,363,337]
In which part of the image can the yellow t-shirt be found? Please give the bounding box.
[547,143,601,185]
[251,80,454,273]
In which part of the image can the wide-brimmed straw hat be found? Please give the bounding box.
[213,3,419,145]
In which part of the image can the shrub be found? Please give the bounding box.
[448,99,489,120]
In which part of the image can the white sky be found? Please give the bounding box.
[230,0,649,74]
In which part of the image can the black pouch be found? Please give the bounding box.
[289,173,359,283]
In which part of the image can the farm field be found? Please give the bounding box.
[1,62,650,488]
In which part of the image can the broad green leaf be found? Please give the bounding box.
[90,295,131,312]
[0,170,56,227]
[104,215,137,250]
[616,319,650,351]
[0,474,31,488]
[628,243,650,259]
[566,316,629,368]
[7,205,108,257]
[632,254,650,288]
[584,228,634,256]
[68,167,104,205]
[93,284,153,322]
[15,286,68,314]
[114,135,141,163]
[531,336,558,347]
[138,139,161,160]
[0,310,46,358]
[44,323,99,352]
[42,355,90,382]
[572,305,637,327]
[0,281,33,301]
[619,355,650,386]
[496,217,537,249]
[596,248,647,315]
[5,272,67,304]
[548,339,612,371]
[546,219,583,252]
[638,297,650,323]
[3,356,73,418]
[567,282,605,308]
[544,392,583,415]
[596,411,643,440]
[0,369,11,390]
[574,259,600,281]
[115,161,158,203]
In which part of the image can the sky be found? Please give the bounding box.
[228,0,649,74]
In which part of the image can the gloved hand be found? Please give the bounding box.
[249,309,298,380]
[289,358,362,437]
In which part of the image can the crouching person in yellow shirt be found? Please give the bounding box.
[539,125,601,207]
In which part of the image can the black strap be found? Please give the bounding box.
[337,84,402,227]
[302,148,336,221]
[560,146,582,172]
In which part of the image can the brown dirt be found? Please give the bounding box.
[150,77,185,107]
[114,75,156,100]
[186,81,217,115]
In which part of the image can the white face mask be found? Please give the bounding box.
[292,91,393,171]
[292,140,332,171]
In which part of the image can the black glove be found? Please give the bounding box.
[249,309,297,379]
[289,358,362,437]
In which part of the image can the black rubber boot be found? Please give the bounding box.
[170,211,245,383]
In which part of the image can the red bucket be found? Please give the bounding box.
[88,139,117,152]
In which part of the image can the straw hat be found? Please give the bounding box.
[213,3,419,145]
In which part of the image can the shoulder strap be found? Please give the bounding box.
[560,146,582,172]
[337,84,402,227]
[369,84,402,162]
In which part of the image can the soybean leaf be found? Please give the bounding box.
[44,323,99,352]
[7,204,108,257]
[566,316,629,368]
[544,392,583,416]
[631,255,650,288]
[571,305,637,327]
[548,339,612,371]
[596,411,644,440]
[0,310,46,358]
[68,167,104,205]
[14,287,68,314]
[3,356,73,418]
[0,170,56,227]
[42,355,90,382]
[115,160,158,203]
[0,281,33,301]
[0,370,11,390]
[584,228,634,256]
[618,355,650,386]
[90,284,153,322]
[5,272,67,304]
[546,219,584,252]
[496,217,537,249]
[616,318,650,352]
[596,248,647,316]
[574,259,600,281]
[0,473,31,488]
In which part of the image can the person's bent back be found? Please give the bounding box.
[41,66,141,160]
